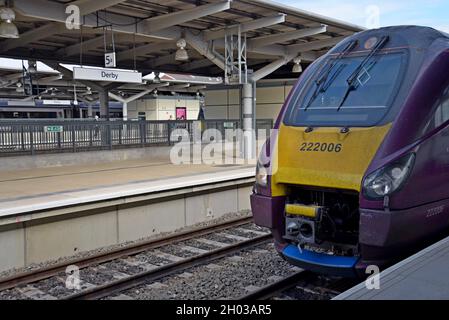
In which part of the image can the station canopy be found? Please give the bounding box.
[0,0,364,101]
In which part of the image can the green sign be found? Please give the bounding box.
[224,122,235,129]
[44,125,63,133]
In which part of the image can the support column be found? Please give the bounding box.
[242,82,255,160]
[99,89,110,120]
[88,103,93,118]
[123,102,128,121]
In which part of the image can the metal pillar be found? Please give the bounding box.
[99,89,110,120]
[88,103,93,118]
[123,102,128,121]
[224,25,248,85]
[242,82,255,160]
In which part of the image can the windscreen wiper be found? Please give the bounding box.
[336,35,389,111]
[303,40,358,111]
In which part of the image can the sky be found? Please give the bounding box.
[275,0,449,33]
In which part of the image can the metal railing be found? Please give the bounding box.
[0,119,273,156]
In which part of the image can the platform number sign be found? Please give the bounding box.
[105,52,116,68]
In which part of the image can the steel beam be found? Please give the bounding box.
[148,54,178,68]
[109,83,169,103]
[37,75,63,83]
[166,83,190,90]
[251,53,297,81]
[14,0,230,44]
[0,73,23,82]
[117,44,154,62]
[71,0,127,15]
[117,42,174,62]
[287,36,346,54]
[0,23,63,53]
[180,59,215,71]
[144,1,231,33]
[204,14,286,41]
[185,31,227,71]
[14,0,182,40]
[213,38,287,57]
[56,35,105,57]
[249,25,327,48]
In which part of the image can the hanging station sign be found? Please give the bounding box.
[73,67,142,84]
[104,52,116,68]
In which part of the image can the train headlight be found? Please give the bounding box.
[363,153,415,199]
[256,161,269,187]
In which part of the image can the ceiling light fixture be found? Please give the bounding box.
[292,57,303,73]
[175,38,189,62]
[0,6,19,39]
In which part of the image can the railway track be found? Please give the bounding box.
[67,235,270,300]
[0,216,358,301]
[0,216,272,300]
[240,271,360,300]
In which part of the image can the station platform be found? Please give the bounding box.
[0,157,256,272]
[0,158,254,217]
[335,236,449,300]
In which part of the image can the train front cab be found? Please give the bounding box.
[251,26,449,277]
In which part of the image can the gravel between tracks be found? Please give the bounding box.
[114,242,300,300]
[0,211,252,280]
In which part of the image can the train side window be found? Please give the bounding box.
[423,86,449,133]
[434,97,449,128]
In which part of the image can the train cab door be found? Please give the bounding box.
[419,84,449,203]
[428,87,449,164]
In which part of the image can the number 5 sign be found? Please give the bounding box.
[105,52,116,68]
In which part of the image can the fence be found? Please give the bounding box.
[0,119,273,156]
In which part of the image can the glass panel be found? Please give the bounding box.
[285,52,405,127]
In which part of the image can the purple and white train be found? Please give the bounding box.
[251,26,449,277]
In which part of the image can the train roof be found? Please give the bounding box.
[329,25,449,54]
[357,25,449,42]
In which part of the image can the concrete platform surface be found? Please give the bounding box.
[0,157,256,271]
[0,158,255,217]
[335,236,449,300]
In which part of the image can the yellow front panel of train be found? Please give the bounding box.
[271,123,391,196]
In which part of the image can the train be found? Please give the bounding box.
[251,25,449,277]
[0,100,125,119]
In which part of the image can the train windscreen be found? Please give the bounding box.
[284,51,406,127]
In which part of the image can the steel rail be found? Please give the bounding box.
[239,272,360,300]
[66,234,272,300]
[238,271,315,300]
[0,216,254,292]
